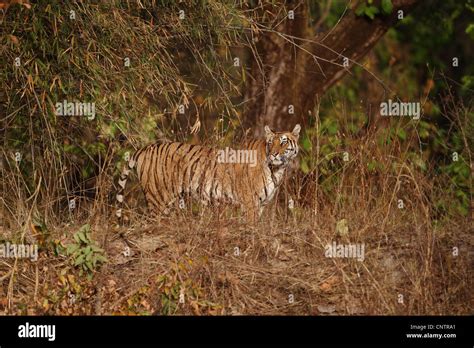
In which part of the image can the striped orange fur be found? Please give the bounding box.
[116,124,301,222]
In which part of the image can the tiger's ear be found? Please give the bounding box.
[292,124,301,138]
[264,125,275,141]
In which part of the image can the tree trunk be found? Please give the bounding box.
[242,0,419,136]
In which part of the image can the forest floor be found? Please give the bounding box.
[1,201,472,315]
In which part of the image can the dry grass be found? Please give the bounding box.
[1,126,472,316]
[1,99,472,316]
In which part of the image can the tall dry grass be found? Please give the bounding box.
[1,98,472,316]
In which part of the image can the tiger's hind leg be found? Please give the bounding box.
[144,191,168,218]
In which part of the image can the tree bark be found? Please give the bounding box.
[242,0,419,136]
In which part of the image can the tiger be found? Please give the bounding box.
[116,124,301,222]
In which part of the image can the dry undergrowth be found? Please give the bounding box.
[1,187,472,315]
[1,105,472,315]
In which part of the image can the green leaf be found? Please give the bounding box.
[95,255,108,263]
[300,158,310,174]
[74,254,85,266]
[397,128,407,141]
[419,128,430,139]
[76,231,88,244]
[367,160,377,172]
[79,224,90,234]
[355,3,380,19]
[381,0,393,15]
[91,245,104,253]
[66,244,80,255]
[85,260,93,271]
[73,233,81,243]
[86,253,93,263]
[336,219,349,236]
[301,136,312,151]
[355,4,368,17]
[466,24,474,39]
[327,123,338,135]
[364,5,380,20]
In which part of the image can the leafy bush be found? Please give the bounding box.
[66,224,107,278]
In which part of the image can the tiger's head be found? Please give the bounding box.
[264,124,301,167]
